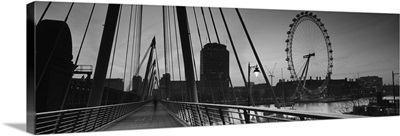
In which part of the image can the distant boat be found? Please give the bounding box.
[275,101,295,108]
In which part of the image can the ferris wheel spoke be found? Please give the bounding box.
[313,59,327,74]
[314,43,326,53]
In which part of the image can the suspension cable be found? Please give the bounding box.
[128,5,138,91]
[105,5,123,105]
[38,2,52,24]
[186,15,201,101]
[219,8,247,86]
[208,7,220,44]
[123,5,134,91]
[173,7,183,101]
[154,46,162,98]
[235,8,280,108]
[192,7,203,48]
[168,7,175,81]
[75,3,96,65]
[200,7,211,43]
[60,3,95,109]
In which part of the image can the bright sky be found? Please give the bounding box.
[34,2,399,89]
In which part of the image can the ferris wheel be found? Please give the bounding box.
[284,11,333,99]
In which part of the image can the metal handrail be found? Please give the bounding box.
[161,101,364,126]
[35,101,150,134]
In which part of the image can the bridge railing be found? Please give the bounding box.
[161,101,364,126]
[35,101,150,134]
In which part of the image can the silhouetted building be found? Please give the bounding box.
[245,78,363,100]
[36,20,76,112]
[166,81,201,101]
[357,76,383,88]
[131,76,143,94]
[200,43,229,102]
[382,84,399,96]
[66,77,139,109]
[356,76,383,96]
[103,78,124,91]
[160,73,171,100]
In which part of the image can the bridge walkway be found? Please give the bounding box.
[102,102,186,131]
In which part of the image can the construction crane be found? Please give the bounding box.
[265,63,277,86]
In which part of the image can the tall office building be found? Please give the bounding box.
[200,43,229,103]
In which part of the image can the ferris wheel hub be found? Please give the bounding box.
[303,53,315,58]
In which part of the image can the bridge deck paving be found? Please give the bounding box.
[103,102,184,131]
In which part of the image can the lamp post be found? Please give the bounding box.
[392,71,399,115]
[248,63,260,106]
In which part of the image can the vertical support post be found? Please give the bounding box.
[196,105,203,126]
[83,109,92,131]
[187,104,194,125]
[243,109,250,124]
[247,63,255,106]
[393,71,397,115]
[72,111,81,131]
[218,108,226,125]
[205,106,213,125]
[238,109,244,124]
[133,5,143,76]
[181,104,188,122]
[176,6,198,103]
[53,112,65,133]
[87,4,120,107]
[189,105,198,125]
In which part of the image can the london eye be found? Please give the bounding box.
[285,11,333,99]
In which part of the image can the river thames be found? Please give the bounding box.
[256,96,398,114]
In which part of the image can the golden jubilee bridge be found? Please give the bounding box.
[28,2,364,134]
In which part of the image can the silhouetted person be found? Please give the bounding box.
[153,99,158,109]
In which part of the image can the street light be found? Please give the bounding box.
[253,66,260,77]
[248,63,260,106]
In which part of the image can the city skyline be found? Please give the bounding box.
[34,2,399,89]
